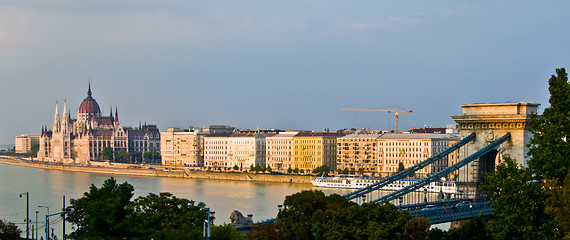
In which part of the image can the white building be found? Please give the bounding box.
[203,133,233,169]
[161,128,209,166]
[266,131,298,173]
[15,134,40,153]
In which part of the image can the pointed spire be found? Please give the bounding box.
[110,107,113,118]
[88,81,92,97]
[53,102,60,133]
[115,106,119,122]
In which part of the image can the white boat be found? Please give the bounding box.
[310,175,457,194]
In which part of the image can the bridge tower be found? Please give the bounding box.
[451,102,539,198]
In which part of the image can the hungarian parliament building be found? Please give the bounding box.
[38,84,160,164]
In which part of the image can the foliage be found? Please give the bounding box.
[130,192,210,239]
[527,68,570,184]
[480,157,555,239]
[102,147,113,161]
[293,168,299,174]
[0,219,22,240]
[349,168,355,175]
[234,165,239,171]
[341,167,349,175]
[66,177,136,239]
[250,165,255,172]
[268,190,429,240]
[266,165,272,173]
[398,162,405,172]
[248,223,281,240]
[444,216,493,240]
[30,143,40,158]
[357,168,364,176]
[142,151,161,164]
[114,150,127,163]
[211,224,245,240]
[312,165,331,176]
[66,177,217,240]
[287,167,293,174]
[544,171,570,239]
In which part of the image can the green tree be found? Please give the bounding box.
[266,165,272,173]
[211,224,245,240]
[271,190,429,240]
[357,168,364,176]
[66,177,137,239]
[115,150,126,162]
[287,167,293,174]
[398,161,405,172]
[527,68,570,184]
[342,167,349,175]
[349,168,355,175]
[30,143,40,158]
[299,169,304,174]
[312,165,331,176]
[250,164,255,172]
[102,146,113,161]
[293,168,299,174]
[481,157,554,239]
[544,171,570,239]
[130,192,210,239]
[233,165,239,171]
[0,219,21,240]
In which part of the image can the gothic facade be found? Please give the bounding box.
[38,84,160,164]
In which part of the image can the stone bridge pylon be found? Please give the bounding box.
[451,102,539,198]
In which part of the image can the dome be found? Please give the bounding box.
[78,84,101,115]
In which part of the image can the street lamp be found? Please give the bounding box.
[45,208,74,240]
[19,192,29,240]
[38,206,49,239]
[188,203,215,239]
[35,211,39,240]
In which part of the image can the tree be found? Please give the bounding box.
[0,219,21,240]
[66,177,137,239]
[30,143,40,158]
[270,190,429,240]
[211,224,245,240]
[357,168,364,176]
[102,146,113,161]
[293,168,299,174]
[349,168,355,175]
[527,68,570,184]
[480,157,555,239]
[287,167,293,174]
[250,164,255,172]
[115,150,126,162]
[398,161,405,172]
[266,165,272,173]
[312,165,331,176]
[544,171,570,239]
[130,192,210,239]
[233,165,239,171]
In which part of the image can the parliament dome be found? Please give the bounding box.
[78,84,101,116]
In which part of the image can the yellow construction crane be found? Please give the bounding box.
[340,106,412,133]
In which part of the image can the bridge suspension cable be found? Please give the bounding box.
[344,133,476,200]
[372,133,511,203]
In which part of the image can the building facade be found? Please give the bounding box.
[292,132,345,172]
[161,128,208,166]
[266,131,298,173]
[15,134,40,154]
[38,85,160,164]
[337,133,457,177]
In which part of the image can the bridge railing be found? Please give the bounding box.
[372,133,511,203]
[345,133,476,200]
[410,202,493,224]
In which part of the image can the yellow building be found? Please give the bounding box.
[161,128,208,167]
[292,132,345,172]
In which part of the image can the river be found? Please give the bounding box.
[0,163,352,239]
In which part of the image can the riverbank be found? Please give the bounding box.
[0,156,312,184]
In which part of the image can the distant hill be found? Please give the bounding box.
[0,144,14,151]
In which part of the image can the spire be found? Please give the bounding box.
[88,81,92,97]
[115,106,119,122]
[110,107,113,118]
[53,102,60,133]
[62,100,69,134]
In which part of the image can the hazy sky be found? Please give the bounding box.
[1,1,568,144]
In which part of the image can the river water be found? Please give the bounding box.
[0,163,352,238]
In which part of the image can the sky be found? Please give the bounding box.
[0,0,568,144]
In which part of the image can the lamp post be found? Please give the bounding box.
[188,203,214,239]
[19,192,29,240]
[38,206,49,239]
[45,208,74,240]
[35,211,39,240]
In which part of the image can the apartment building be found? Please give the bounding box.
[266,131,298,173]
[292,132,345,172]
[160,128,209,166]
[15,134,40,153]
